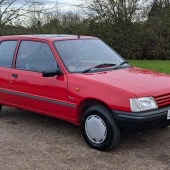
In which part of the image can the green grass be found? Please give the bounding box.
[128,60,170,74]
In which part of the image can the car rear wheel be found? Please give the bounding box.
[0,105,2,116]
[81,105,120,151]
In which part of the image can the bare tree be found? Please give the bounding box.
[0,0,42,34]
[83,0,151,23]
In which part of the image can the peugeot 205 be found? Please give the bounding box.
[0,34,169,151]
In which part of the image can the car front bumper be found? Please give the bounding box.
[112,106,170,131]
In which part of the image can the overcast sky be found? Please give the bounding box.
[42,0,82,12]
[12,0,83,12]
[44,0,82,5]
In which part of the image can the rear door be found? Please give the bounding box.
[0,40,18,104]
[8,40,68,118]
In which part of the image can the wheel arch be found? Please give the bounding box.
[77,98,113,123]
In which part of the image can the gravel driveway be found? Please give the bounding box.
[0,106,169,170]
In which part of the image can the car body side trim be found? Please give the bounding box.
[0,88,76,108]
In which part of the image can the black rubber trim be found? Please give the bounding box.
[112,105,170,123]
[0,88,76,108]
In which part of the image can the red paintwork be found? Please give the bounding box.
[0,35,170,125]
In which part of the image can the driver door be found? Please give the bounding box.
[8,40,68,118]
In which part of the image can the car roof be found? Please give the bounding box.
[0,34,96,41]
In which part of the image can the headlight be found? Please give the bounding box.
[130,97,158,112]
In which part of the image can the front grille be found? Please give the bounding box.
[155,93,170,107]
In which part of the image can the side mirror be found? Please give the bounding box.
[42,69,63,77]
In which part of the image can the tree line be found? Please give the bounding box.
[0,0,170,60]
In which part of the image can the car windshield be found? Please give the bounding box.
[54,39,126,73]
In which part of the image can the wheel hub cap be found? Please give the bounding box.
[85,115,107,144]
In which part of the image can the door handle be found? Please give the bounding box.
[12,73,18,78]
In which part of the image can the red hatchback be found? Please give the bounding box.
[0,34,169,150]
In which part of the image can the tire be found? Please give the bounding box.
[160,124,169,129]
[0,105,2,116]
[81,105,120,151]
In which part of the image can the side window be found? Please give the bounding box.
[0,41,18,68]
[16,41,58,72]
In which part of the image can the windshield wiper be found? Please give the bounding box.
[82,63,116,73]
[114,61,129,70]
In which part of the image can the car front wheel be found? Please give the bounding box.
[81,105,120,151]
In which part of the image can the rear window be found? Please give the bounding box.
[0,41,18,68]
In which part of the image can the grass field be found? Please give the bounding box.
[129,60,170,74]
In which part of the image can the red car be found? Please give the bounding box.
[0,34,169,150]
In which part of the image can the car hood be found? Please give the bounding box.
[78,67,170,97]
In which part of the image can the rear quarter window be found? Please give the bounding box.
[0,40,18,68]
